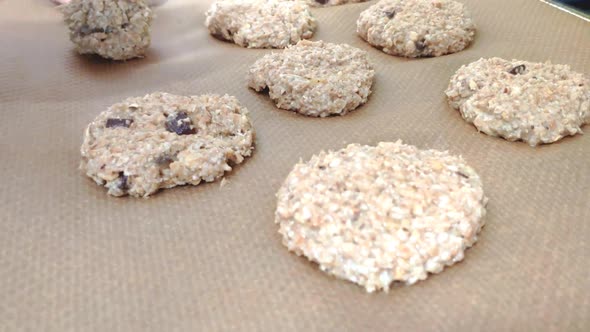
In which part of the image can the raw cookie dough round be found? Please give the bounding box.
[306,0,369,7]
[357,0,475,58]
[248,40,375,117]
[205,0,316,49]
[276,141,487,292]
[446,58,590,146]
[80,92,255,197]
[61,0,153,60]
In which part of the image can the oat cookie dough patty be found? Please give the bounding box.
[357,0,475,58]
[306,0,369,7]
[248,40,375,117]
[61,0,153,60]
[446,58,590,146]
[276,141,487,292]
[80,93,255,197]
[205,0,316,49]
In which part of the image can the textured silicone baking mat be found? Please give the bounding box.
[0,0,589,330]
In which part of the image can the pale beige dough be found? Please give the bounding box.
[205,0,316,49]
[248,40,375,117]
[61,0,153,60]
[446,57,590,146]
[357,0,475,58]
[276,141,487,292]
[80,92,255,197]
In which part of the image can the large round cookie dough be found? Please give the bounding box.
[248,40,375,117]
[275,141,487,292]
[61,0,153,60]
[80,92,255,197]
[446,57,590,146]
[357,0,475,58]
[205,0,317,49]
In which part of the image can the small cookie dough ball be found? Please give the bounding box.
[446,58,590,146]
[205,0,316,49]
[357,0,475,58]
[61,0,153,60]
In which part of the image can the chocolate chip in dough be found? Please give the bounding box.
[509,64,526,75]
[116,172,128,191]
[415,38,427,52]
[165,112,196,135]
[106,118,133,128]
[384,10,396,19]
[80,25,111,35]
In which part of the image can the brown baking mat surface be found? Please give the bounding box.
[1,0,589,330]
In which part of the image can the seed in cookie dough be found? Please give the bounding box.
[106,118,133,128]
[165,112,196,135]
[357,0,476,58]
[60,0,153,60]
[205,0,317,49]
[446,57,590,146]
[275,141,487,292]
[247,40,375,117]
[457,171,469,178]
[80,92,255,197]
[509,64,526,75]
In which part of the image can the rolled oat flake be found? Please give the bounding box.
[275,141,488,292]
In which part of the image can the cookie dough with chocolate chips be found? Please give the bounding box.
[61,0,153,60]
[276,141,487,292]
[248,40,375,117]
[306,0,369,7]
[357,0,475,58]
[205,0,316,49]
[80,92,255,197]
[446,57,590,146]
